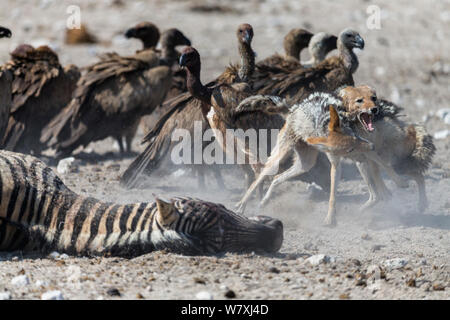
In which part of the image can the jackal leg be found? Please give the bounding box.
[357,160,391,210]
[260,146,319,207]
[367,151,409,188]
[324,155,341,226]
[410,172,428,212]
[235,143,293,214]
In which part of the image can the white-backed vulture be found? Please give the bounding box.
[0,26,12,144]
[2,44,80,155]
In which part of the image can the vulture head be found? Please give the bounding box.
[0,26,12,38]
[308,32,337,63]
[283,28,313,60]
[338,85,379,133]
[179,46,201,70]
[125,21,160,49]
[10,44,35,59]
[338,28,365,50]
[160,28,191,48]
[236,23,254,45]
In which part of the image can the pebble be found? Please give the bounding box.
[106,288,121,297]
[224,290,236,298]
[383,258,408,271]
[196,291,213,300]
[49,251,60,259]
[306,254,334,266]
[0,291,11,300]
[41,290,64,300]
[11,275,30,286]
[57,157,78,174]
[433,130,450,140]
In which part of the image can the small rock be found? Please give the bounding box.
[306,254,333,266]
[107,288,121,297]
[57,157,78,174]
[196,291,213,300]
[406,278,416,287]
[224,290,236,298]
[268,267,280,274]
[49,251,60,259]
[35,280,48,287]
[41,290,64,300]
[434,130,450,140]
[59,254,69,260]
[339,293,350,299]
[0,291,11,300]
[432,283,445,291]
[11,275,30,286]
[193,277,206,284]
[361,233,371,240]
[371,244,385,252]
[383,258,408,271]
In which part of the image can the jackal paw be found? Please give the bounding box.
[323,214,337,227]
[418,198,428,213]
[360,198,379,211]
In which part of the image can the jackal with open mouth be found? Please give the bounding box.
[338,85,436,213]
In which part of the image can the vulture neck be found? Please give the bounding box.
[160,39,179,67]
[141,38,158,50]
[186,64,211,115]
[238,41,255,82]
[284,42,302,61]
[338,42,358,74]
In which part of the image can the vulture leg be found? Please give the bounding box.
[212,167,226,190]
[116,136,125,154]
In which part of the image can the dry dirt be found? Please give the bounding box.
[0,0,449,300]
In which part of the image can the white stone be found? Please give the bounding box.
[0,292,11,300]
[41,290,64,300]
[49,251,60,259]
[306,254,333,266]
[57,157,76,174]
[35,280,48,287]
[383,258,408,271]
[196,291,213,300]
[11,275,30,286]
[366,265,382,279]
[434,130,450,140]
[59,253,69,260]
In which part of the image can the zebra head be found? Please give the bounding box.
[152,197,283,255]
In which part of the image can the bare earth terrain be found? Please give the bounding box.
[0,0,449,300]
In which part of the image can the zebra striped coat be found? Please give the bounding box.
[0,151,283,256]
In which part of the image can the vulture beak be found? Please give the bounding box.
[125,27,137,38]
[0,27,12,38]
[179,54,187,67]
[355,35,365,49]
[242,30,252,44]
[182,36,192,47]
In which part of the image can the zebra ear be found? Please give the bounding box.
[155,198,178,227]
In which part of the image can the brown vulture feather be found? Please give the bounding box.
[253,28,363,103]
[0,26,12,143]
[40,47,171,158]
[120,24,256,189]
[2,44,80,155]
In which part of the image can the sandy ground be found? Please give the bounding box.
[0,0,449,300]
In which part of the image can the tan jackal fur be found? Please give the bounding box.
[337,85,436,212]
[236,92,385,225]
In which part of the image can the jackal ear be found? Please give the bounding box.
[328,105,341,132]
[155,198,179,227]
